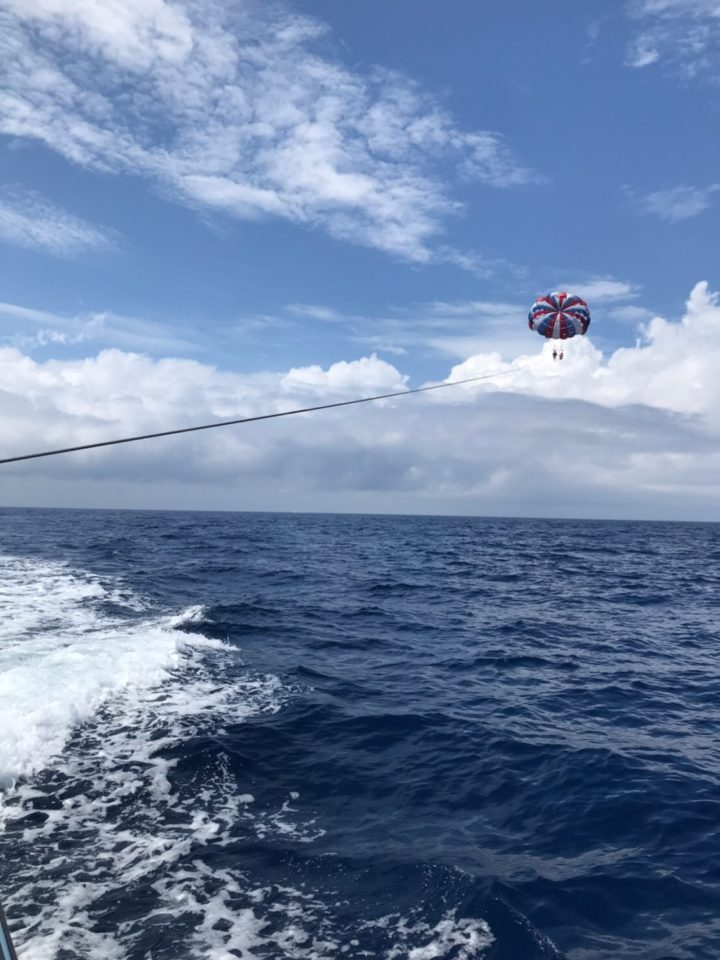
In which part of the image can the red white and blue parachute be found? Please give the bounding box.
[528,292,591,339]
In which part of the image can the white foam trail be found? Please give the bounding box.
[0,555,197,788]
[393,914,494,959]
[0,553,328,960]
[0,553,493,960]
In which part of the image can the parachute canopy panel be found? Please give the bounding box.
[528,292,591,339]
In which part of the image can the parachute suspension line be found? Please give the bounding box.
[0,364,529,467]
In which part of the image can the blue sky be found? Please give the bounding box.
[1,0,720,517]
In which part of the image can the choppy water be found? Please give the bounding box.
[0,509,719,960]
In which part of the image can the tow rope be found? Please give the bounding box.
[0,364,527,466]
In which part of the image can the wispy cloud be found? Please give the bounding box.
[231,314,290,336]
[283,298,530,360]
[416,299,530,358]
[282,277,641,359]
[633,184,720,221]
[0,300,201,354]
[608,304,657,322]
[0,188,116,256]
[587,19,602,42]
[286,305,345,323]
[0,0,536,266]
[581,17,606,62]
[435,246,525,280]
[625,0,720,75]
[554,278,640,302]
[626,44,661,67]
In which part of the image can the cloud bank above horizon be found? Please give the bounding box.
[1,281,718,520]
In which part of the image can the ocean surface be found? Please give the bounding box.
[0,509,718,960]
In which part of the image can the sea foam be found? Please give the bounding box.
[0,555,194,788]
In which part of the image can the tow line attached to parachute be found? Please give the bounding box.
[0,366,528,466]
[0,292,593,467]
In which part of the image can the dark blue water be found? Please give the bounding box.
[1,509,719,960]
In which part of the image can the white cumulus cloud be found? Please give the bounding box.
[0,283,719,520]
[448,281,720,418]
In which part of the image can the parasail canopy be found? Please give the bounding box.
[528,291,591,339]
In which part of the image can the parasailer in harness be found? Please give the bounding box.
[528,291,591,361]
